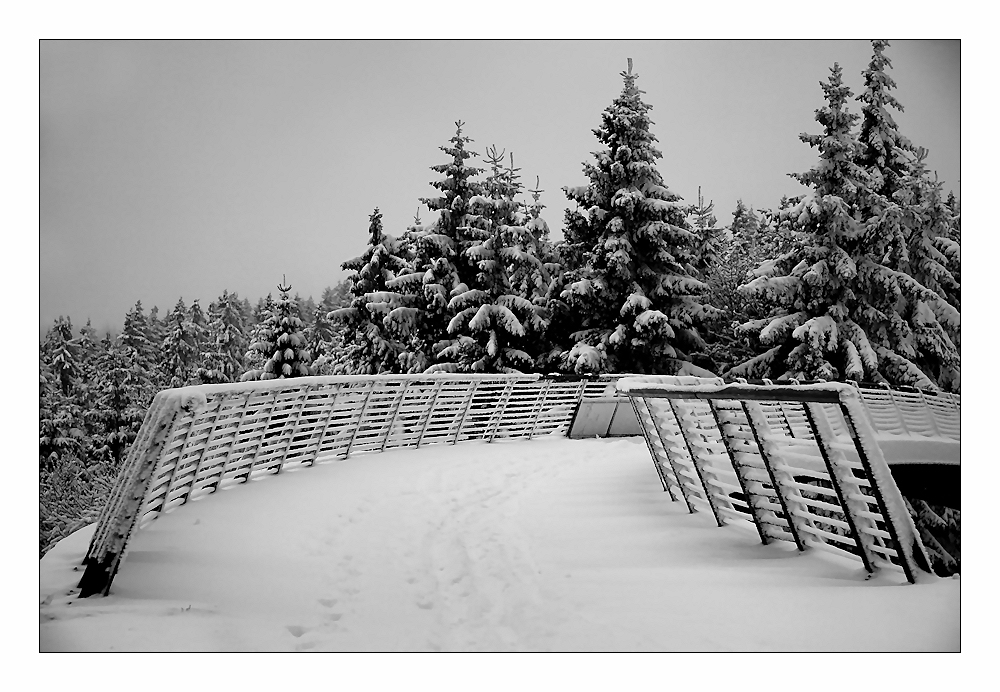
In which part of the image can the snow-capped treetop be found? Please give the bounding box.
[856,40,915,200]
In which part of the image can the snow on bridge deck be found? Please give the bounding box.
[40,436,959,652]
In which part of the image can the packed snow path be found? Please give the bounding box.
[40,437,958,652]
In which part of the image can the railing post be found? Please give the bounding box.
[86,396,167,553]
[343,380,377,458]
[210,392,253,489]
[241,390,282,481]
[741,401,806,552]
[917,391,942,438]
[644,401,697,510]
[885,388,912,436]
[181,396,225,502]
[527,380,552,440]
[838,402,930,583]
[629,397,674,497]
[272,385,313,473]
[452,379,480,444]
[416,380,445,448]
[487,379,516,443]
[152,407,200,509]
[380,381,411,452]
[802,402,875,574]
[311,384,343,462]
[668,399,726,528]
[708,400,770,545]
[78,397,184,597]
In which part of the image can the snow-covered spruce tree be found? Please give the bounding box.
[513,177,560,344]
[39,358,87,469]
[431,149,546,373]
[696,201,769,374]
[121,301,156,369]
[241,279,312,381]
[417,121,489,292]
[376,123,489,372]
[42,316,80,397]
[555,60,717,375]
[243,294,275,376]
[146,305,165,352]
[88,333,155,467]
[890,159,961,390]
[853,40,961,390]
[728,63,956,390]
[160,298,199,388]
[187,298,209,357]
[729,64,872,382]
[304,306,337,375]
[331,208,410,374]
[198,290,247,384]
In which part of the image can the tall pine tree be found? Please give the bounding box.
[854,40,960,390]
[377,122,489,372]
[198,290,248,384]
[556,59,717,375]
[332,208,410,374]
[160,298,198,388]
[242,279,312,380]
[729,62,958,391]
[433,149,546,372]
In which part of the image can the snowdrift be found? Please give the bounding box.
[40,437,959,652]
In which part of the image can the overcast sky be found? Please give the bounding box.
[40,39,959,337]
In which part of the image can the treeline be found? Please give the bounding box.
[329,43,959,390]
[40,41,960,555]
[38,282,352,554]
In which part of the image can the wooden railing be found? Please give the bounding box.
[78,373,626,596]
[77,373,958,596]
[618,378,946,584]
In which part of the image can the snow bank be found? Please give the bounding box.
[41,437,958,652]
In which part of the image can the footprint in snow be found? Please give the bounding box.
[318,598,337,608]
[286,625,308,638]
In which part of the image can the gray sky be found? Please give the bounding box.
[40,40,959,337]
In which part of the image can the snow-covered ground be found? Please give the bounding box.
[40,436,959,652]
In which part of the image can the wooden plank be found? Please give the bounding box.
[625,385,843,404]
